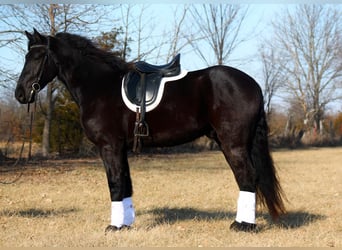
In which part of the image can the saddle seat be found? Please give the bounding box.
[135,54,180,77]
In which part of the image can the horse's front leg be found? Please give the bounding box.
[99,143,135,232]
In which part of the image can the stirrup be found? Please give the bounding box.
[134,121,149,137]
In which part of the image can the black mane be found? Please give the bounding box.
[55,32,131,73]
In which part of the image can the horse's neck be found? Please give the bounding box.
[57,60,122,106]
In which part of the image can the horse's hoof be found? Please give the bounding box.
[230,220,257,232]
[105,225,130,234]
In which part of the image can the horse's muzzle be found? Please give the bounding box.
[15,86,34,104]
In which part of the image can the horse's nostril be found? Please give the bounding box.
[15,87,27,103]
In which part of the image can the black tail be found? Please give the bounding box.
[251,109,286,220]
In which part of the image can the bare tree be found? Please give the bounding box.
[118,4,133,61]
[259,45,284,117]
[161,5,191,62]
[145,5,198,65]
[188,4,249,66]
[118,4,158,62]
[270,5,342,134]
[115,4,193,65]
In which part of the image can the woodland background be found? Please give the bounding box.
[0,4,341,159]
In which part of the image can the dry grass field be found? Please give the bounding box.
[0,147,341,247]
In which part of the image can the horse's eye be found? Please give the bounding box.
[25,50,44,61]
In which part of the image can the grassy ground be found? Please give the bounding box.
[0,147,341,247]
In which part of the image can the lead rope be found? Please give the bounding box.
[27,95,38,161]
[0,92,38,184]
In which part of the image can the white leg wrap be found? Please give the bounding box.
[235,191,256,224]
[110,197,135,228]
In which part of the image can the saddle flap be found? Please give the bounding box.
[122,69,188,113]
[123,71,162,106]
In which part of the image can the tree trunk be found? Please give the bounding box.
[42,83,53,157]
[41,4,57,157]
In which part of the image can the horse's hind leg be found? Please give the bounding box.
[214,111,285,232]
[217,139,258,232]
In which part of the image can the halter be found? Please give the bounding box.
[28,44,48,103]
[27,44,48,112]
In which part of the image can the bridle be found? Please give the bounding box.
[27,44,49,112]
[28,44,49,103]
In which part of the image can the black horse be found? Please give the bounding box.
[15,29,285,232]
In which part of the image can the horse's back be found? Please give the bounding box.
[189,65,263,117]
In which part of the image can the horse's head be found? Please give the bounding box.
[15,29,58,104]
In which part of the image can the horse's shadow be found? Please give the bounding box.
[139,206,326,231]
[140,207,234,223]
[269,210,327,230]
[0,207,79,218]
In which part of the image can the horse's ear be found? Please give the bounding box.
[25,31,34,41]
[32,28,47,44]
[33,28,42,39]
